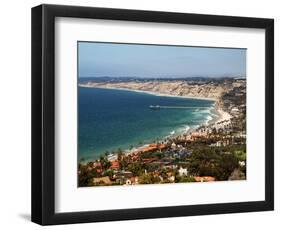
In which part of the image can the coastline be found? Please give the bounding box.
[101,100,231,162]
[79,84,217,101]
[79,84,232,163]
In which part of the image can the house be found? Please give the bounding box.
[231,107,239,115]
[125,179,132,185]
[166,172,175,182]
[109,160,120,170]
[171,142,176,149]
[114,171,133,184]
[178,167,188,176]
[93,162,101,168]
[92,176,112,185]
[168,175,175,182]
[140,143,167,154]
[216,141,223,147]
[163,164,177,170]
[125,177,139,185]
[96,169,102,173]
[239,161,246,167]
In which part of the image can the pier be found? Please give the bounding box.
[149,105,210,109]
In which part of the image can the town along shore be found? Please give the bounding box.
[78,78,246,186]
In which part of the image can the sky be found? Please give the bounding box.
[78,42,246,78]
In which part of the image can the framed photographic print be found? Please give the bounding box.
[31,4,274,225]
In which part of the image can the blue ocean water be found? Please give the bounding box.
[78,87,215,161]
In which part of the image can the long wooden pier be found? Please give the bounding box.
[149,105,210,109]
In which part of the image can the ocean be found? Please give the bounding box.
[78,87,215,161]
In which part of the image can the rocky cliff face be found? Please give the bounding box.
[81,80,237,100]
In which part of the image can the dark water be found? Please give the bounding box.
[78,87,215,161]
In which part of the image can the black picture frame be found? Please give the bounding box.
[31,4,274,225]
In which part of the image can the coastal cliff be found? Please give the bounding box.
[79,79,244,100]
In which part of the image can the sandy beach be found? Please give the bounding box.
[216,108,232,123]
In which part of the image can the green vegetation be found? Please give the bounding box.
[188,147,240,180]
[176,176,196,183]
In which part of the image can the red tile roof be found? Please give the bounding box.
[109,160,120,170]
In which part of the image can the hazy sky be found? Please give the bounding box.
[78,42,246,78]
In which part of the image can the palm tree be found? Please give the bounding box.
[99,155,110,170]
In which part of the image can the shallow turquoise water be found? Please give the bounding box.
[78,87,215,161]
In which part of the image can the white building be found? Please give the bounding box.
[239,161,246,167]
[178,167,188,176]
